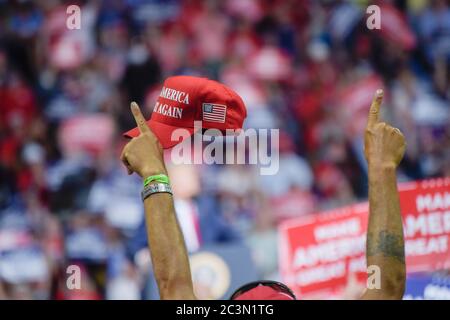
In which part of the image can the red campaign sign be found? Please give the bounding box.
[279,203,369,298]
[279,178,450,298]
[399,178,450,272]
[58,114,115,158]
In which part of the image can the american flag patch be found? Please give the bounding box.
[202,103,227,123]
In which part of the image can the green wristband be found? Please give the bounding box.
[143,174,170,187]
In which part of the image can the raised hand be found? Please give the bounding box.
[120,102,166,178]
[364,90,406,169]
[362,89,406,300]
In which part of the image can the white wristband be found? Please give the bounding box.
[141,183,173,201]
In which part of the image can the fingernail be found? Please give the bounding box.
[376,89,383,97]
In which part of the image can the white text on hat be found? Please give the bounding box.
[160,86,190,104]
[153,101,183,119]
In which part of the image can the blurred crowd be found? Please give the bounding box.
[0,0,449,299]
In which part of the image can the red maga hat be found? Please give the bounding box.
[123,75,247,149]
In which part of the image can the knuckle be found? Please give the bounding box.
[393,127,404,137]
[372,122,385,131]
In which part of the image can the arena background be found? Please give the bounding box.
[0,0,449,300]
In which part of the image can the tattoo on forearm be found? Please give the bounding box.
[367,230,405,263]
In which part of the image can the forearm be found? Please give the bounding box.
[143,189,196,300]
[362,165,406,299]
[122,102,196,299]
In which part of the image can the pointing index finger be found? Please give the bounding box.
[367,89,383,129]
[131,101,150,134]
